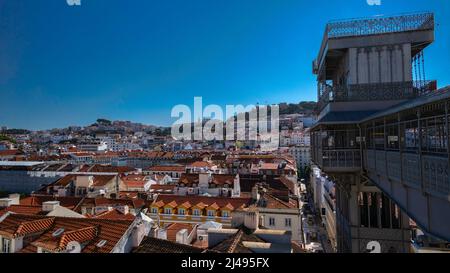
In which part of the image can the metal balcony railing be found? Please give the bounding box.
[315,12,434,76]
[326,12,434,39]
[313,149,361,170]
[317,80,437,112]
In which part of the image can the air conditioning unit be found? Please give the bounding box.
[198,235,205,241]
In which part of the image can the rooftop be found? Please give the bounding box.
[0,214,134,253]
[133,236,203,253]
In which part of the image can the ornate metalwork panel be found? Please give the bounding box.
[387,151,402,181]
[402,153,421,188]
[326,12,434,39]
[422,155,450,197]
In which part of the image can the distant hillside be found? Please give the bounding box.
[278,101,316,115]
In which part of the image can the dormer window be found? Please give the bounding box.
[207,210,215,217]
[193,209,200,216]
[164,208,172,214]
[178,208,185,215]
[151,207,158,214]
[222,211,229,217]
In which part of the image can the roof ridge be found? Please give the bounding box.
[15,217,55,237]
[228,229,244,253]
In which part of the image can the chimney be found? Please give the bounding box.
[176,229,189,245]
[0,198,13,208]
[157,228,167,240]
[117,205,129,215]
[251,185,260,202]
[8,194,20,205]
[244,210,259,230]
[42,201,60,212]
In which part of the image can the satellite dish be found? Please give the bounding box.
[66,241,81,253]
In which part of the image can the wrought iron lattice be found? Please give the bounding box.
[326,12,434,39]
[316,80,437,112]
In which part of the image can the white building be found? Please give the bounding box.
[310,166,337,251]
[289,145,311,170]
[79,142,108,152]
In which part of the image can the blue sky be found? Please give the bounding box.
[0,0,449,130]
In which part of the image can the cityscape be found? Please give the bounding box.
[0,0,449,262]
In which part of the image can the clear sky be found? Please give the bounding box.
[0,0,449,130]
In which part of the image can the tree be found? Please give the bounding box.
[0,135,16,144]
[96,118,112,126]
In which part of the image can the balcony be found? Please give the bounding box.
[316,12,435,70]
[326,12,434,39]
[317,80,437,112]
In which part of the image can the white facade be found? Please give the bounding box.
[289,146,311,169]
[259,208,302,242]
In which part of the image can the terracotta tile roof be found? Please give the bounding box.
[92,175,116,187]
[211,174,235,185]
[239,174,292,193]
[222,203,234,210]
[207,203,220,210]
[152,195,251,211]
[79,197,145,210]
[21,195,83,210]
[178,173,199,186]
[133,236,203,253]
[33,226,98,251]
[259,192,298,209]
[92,209,136,221]
[150,184,176,193]
[189,161,214,168]
[121,174,149,188]
[0,216,55,238]
[179,201,192,208]
[166,223,194,242]
[278,176,297,195]
[0,205,44,217]
[209,228,266,253]
[165,201,178,208]
[146,165,186,172]
[53,175,77,187]
[0,214,134,253]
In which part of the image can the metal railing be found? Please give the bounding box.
[315,12,434,75]
[314,149,361,169]
[326,12,434,39]
[317,80,437,112]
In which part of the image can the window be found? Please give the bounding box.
[222,211,229,217]
[164,208,172,214]
[178,208,185,215]
[151,207,158,214]
[207,210,215,217]
[269,217,275,226]
[285,218,291,227]
[193,209,200,216]
[2,238,11,253]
